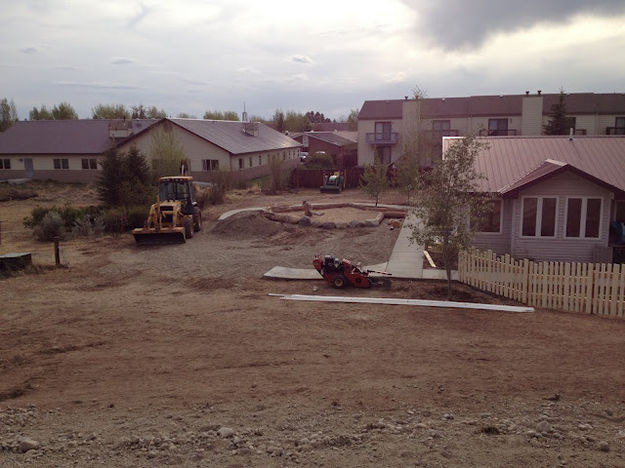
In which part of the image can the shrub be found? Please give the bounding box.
[33,211,65,241]
[103,208,128,233]
[304,152,335,170]
[72,215,94,237]
[126,206,148,229]
[24,204,101,230]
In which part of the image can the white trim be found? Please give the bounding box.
[564,196,602,239]
[520,196,558,238]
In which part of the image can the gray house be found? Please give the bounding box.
[448,135,625,263]
[0,118,301,183]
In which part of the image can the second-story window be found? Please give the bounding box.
[432,120,451,132]
[374,122,391,141]
[488,119,508,136]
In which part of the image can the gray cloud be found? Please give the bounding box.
[21,47,38,54]
[404,0,625,49]
[292,55,313,64]
[55,81,140,90]
[111,57,134,65]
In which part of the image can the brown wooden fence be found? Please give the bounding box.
[458,248,625,318]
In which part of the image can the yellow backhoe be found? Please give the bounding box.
[133,176,202,245]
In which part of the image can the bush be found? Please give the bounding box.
[33,211,65,241]
[126,206,148,229]
[304,152,335,170]
[24,204,101,231]
[102,208,128,234]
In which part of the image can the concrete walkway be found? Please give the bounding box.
[217,203,455,281]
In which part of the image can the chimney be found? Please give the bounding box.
[537,90,542,95]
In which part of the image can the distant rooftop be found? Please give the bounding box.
[358,92,625,120]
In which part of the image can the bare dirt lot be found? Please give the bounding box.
[1,183,625,467]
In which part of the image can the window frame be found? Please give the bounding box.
[0,158,10,169]
[81,158,97,170]
[564,196,602,239]
[374,121,392,141]
[520,196,558,238]
[473,199,503,234]
[432,120,451,131]
[202,159,219,171]
[54,158,69,170]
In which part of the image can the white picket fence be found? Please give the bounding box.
[458,249,625,318]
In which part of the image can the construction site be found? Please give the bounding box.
[1,182,625,467]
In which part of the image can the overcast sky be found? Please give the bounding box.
[2,0,625,120]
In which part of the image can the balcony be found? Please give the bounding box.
[366,132,399,145]
[478,128,518,136]
[606,127,625,135]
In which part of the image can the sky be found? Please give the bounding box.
[2,0,625,120]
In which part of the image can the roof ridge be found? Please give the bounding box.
[497,158,564,194]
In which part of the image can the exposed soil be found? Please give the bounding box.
[1,182,625,467]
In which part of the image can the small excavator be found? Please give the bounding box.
[133,176,202,245]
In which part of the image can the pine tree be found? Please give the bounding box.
[543,90,573,135]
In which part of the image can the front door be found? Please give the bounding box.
[24,158,33,178]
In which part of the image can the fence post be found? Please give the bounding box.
[54,237,60,266]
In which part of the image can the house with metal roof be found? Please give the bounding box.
[290,131,357,168]
[358,92,625,167]
[117,118,301,183]
[445,135,625,263]
[0,118,301,183]
[0,119,157,182]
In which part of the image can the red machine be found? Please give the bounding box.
[313,255,391,288]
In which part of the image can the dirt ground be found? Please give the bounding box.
[1,182,625,467]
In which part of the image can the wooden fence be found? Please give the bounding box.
[458,249,625,318]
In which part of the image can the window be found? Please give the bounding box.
[81,158,97,169]
[521,197,557,237]
[473,199,502,233]
[54,158,69,170]
[238,158,243,170]
[258,155,262,165]
[249,157,252,168]
[375,146,391,165]
[615,117,625,135]
[282,152,286,161]
[0,158,10,169]
[566,197,601,238]
[202,159,219,171]
[432,120,451,131]
[488,119,508,136]
[374,121,392,141]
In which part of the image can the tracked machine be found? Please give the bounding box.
[133,176,202,245]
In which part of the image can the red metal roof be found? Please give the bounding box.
[359,93,625,120]
[442,136,625,194]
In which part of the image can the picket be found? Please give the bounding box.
[458,248,625,319]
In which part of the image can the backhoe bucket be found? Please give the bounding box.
[132,227,186,245]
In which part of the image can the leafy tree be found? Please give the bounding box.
[150,126,186,180]
[409,136,487,298]
[543,89,574,135]
[97,146,153,207]
[272,109,285,132]
[92,104,131,119]
[52,102,78,119]
[0,98,18,131]
[131,104,166,119]
[395,152,421,204]
[305,110,331,123]
[305,151,334,170]
[177,112,197,118]
[359,151,390,206]
[203,110,240,120]
[346,109,358,131]
[29,105,53,120]
[29,102,78,120]
[284,111,312,132]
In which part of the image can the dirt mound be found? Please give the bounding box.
[211,211,284,239]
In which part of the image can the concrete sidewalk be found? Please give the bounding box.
[264,211,429,280]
